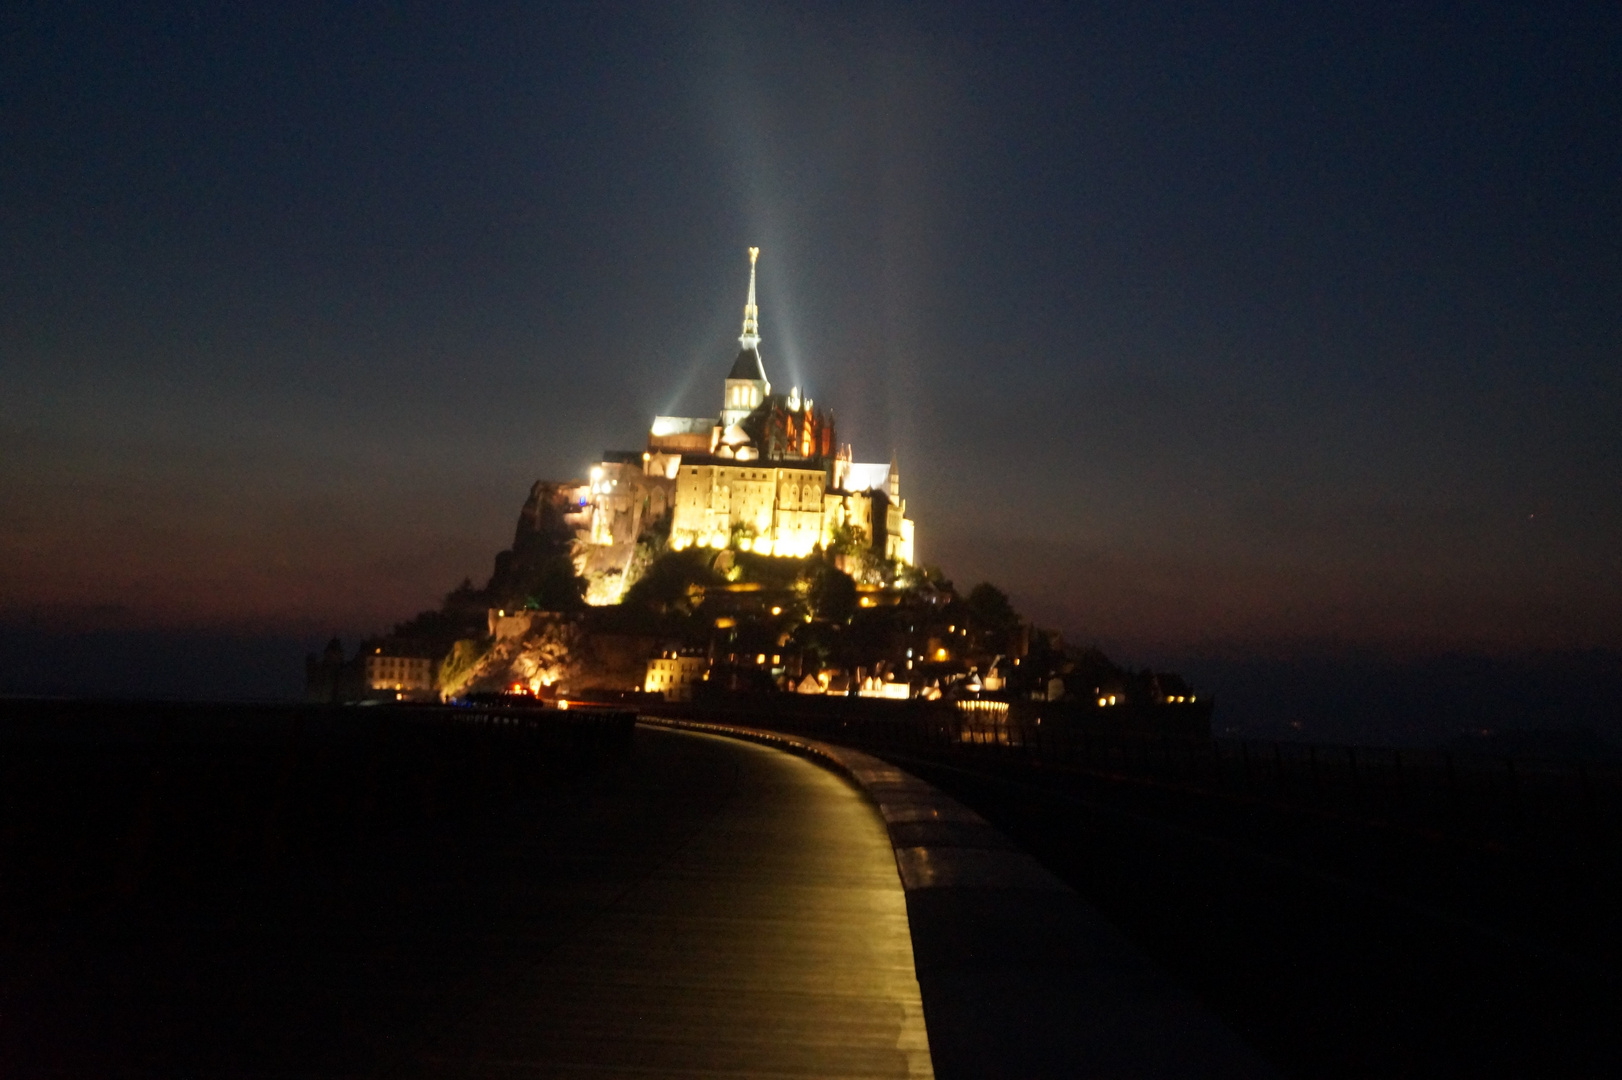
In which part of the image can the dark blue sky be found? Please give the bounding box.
[3,1,1620,676]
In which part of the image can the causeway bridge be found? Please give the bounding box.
[0,699,1615,1076]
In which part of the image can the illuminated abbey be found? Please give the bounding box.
[572,248,916,603]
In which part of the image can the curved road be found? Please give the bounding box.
[423,724,932,1077]
[6,724,932,1078]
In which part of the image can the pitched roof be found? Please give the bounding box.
[727,346,767,382]
[650,416,716,436]
[844,462,892,493]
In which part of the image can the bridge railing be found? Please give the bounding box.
[644,695,1622,857]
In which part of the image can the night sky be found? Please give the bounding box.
[3,3,1620,719]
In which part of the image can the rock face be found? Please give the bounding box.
[452,616,657,698]
[485,482,591,611]
[392,478,698,699]
[516,481,590,544]
[564,632,662,692]
[574,461,676,605]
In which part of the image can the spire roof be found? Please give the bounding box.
[728,346,767,381]
[738,246,760,351]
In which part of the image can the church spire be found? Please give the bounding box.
[739,246,761,350]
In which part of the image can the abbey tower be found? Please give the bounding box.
[574,249,915,602]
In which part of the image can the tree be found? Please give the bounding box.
[805,564,858,624]
[520,555,588,611]
[965,582,1020,650]
[622,549,724,615]
[486,482,589,611]
[390,578,492,658]
[789,619,841,673]
[827,522,868,556]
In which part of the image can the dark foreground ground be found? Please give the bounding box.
[6,696,1618,1077]
[0,715,928,1078]
[878,748,1622,1078]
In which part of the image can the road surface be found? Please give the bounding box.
[2,724,932,1078]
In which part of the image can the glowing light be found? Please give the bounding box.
[1098,697,1107,707]
[770,606,782,615]
[738,536,753,551]
[558,700,569,710]
[756,653,766,665]
[935,648,948,661]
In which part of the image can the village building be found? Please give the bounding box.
[363,649,435,701]
[643,652,709,701]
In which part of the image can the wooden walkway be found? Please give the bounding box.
[2,724,930,1077]
[421,725,932,1077]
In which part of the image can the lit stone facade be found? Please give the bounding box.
[669,460,828,556]
[365,654,434,699]
[586,459,674,548]
[823,460,914,565]
[644,653,708,700]
[576,248,916,589]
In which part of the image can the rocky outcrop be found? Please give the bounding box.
[447,614,658,698]
[485,482,590,611]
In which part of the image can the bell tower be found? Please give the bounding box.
[721,247,770,428]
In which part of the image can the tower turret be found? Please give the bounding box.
[722,247,770,428]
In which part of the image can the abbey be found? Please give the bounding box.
[576,248,915,601]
